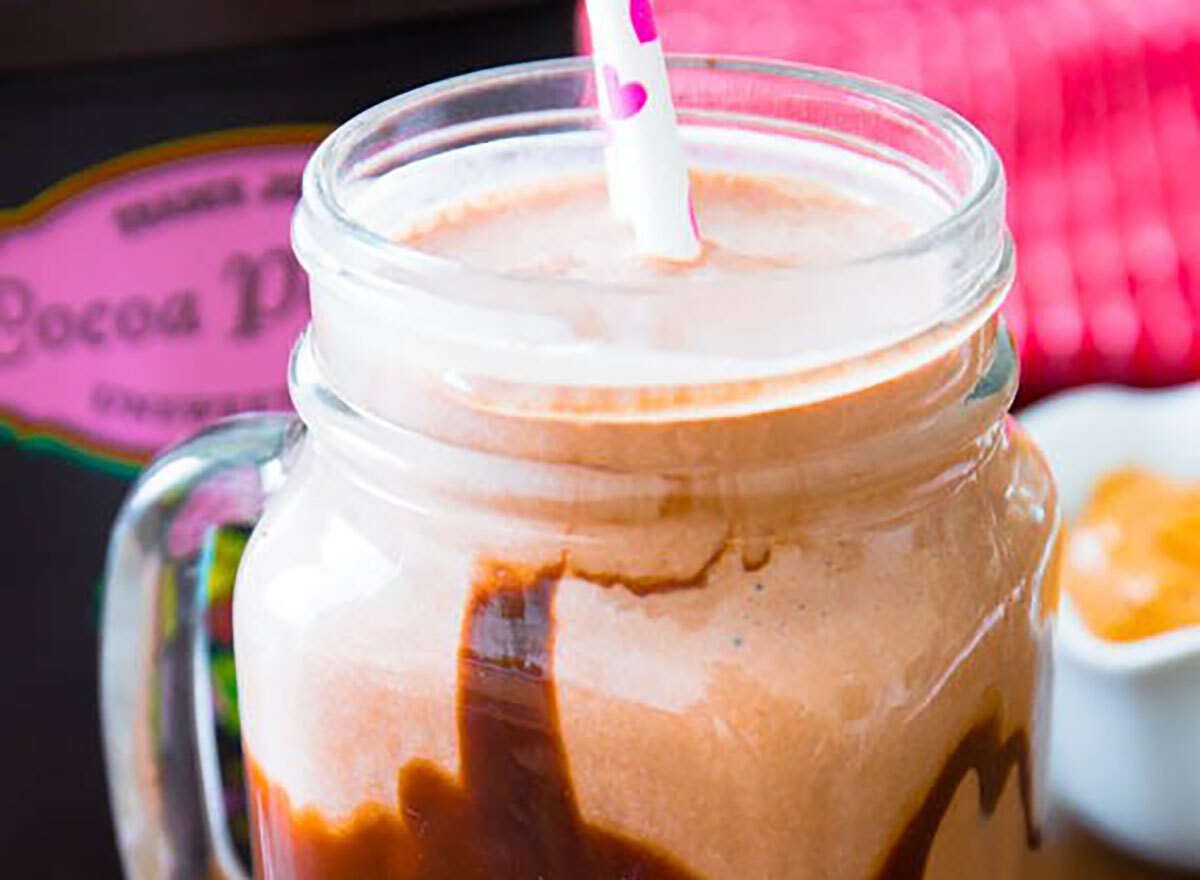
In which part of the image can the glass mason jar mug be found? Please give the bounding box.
[101,57,1059,880]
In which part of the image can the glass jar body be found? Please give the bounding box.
[235,328,1058,880]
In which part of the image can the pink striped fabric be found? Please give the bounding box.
[578,0,1200,398]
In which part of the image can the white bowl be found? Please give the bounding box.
[1020,383,1200,871]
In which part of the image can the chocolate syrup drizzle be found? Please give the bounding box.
[874,713,1038,880]
[248,555,1036,879]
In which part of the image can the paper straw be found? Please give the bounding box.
[603,141,631,222]
[585,0,702,262]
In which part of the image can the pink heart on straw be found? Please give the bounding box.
[603,64,648,120]
[630,0,658,43]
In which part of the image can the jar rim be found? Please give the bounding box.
[302,54,1001,288]
[294,54,1011,400]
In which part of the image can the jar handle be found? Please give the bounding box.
[100,413,302,880]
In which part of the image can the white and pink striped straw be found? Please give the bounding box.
[584,0,702,262]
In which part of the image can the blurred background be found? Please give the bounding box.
[2,0,1198,877]
[0,3,575,876]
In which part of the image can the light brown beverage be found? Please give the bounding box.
[234,129,1058,879]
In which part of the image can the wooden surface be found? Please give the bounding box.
[1029,820,1198,879]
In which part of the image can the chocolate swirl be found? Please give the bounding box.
[248,560,1035,879]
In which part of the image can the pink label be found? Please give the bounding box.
[0,128,324,459]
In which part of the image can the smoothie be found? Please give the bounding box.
[235,128,1057,879]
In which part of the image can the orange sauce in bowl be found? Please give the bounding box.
[1062,468,1200,641]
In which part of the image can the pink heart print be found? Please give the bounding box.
[603,64,648,120]
[630,0,658,43]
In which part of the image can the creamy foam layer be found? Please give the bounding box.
[401,170,915,282]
